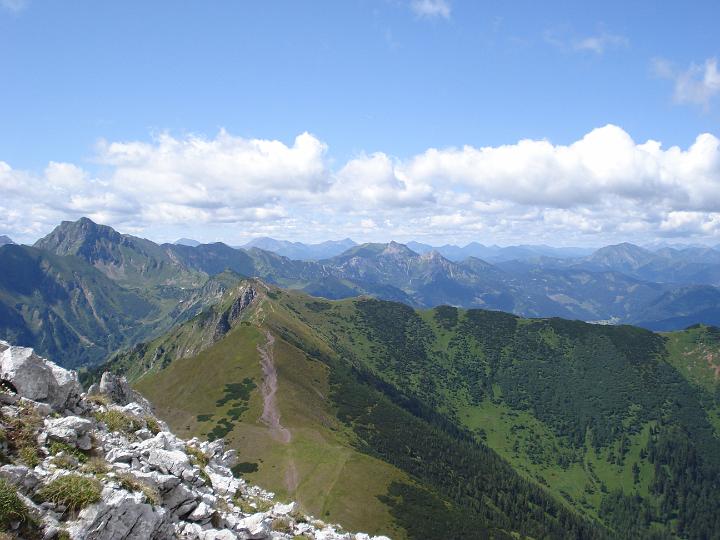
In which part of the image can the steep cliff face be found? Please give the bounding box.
[0,341,388,540]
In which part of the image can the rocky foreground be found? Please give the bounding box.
[0,340,390,540]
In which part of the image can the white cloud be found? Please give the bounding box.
[410,0,450,19]
[573,32,628,54]
[654,57,720,108]
[2,125,720,245]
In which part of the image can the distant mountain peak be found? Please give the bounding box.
[420,249,445,262]
[0,235,15,246]
[35,216,123,253]
[175,238,201,247]
[383,241,418,257]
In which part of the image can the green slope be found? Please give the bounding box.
[0,244,158,367]
[285,296,720,539]
[104,283,720,538]
[0,242,247,367]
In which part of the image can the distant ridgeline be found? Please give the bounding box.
[96,283,720,539]
[4,218,720,369]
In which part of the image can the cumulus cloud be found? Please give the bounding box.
[410,0,451,19]
[2,125,720,245]
[654,57,720,108]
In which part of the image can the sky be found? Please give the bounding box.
[1,0,719,247]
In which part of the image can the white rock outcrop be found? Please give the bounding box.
[0,342,82,411]
[0,343,392,540]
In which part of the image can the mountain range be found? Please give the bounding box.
[3,216,720,537]
[4,217,720,367]
[93,280,720,539]
[241,237,357,261]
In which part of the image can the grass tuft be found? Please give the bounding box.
[81,457,109,476]
[36,475,102,513]
[116,472,160,505]
[185,445,209,468]
[49,441,89,464]
[94,410,142,434]
[271,516,293,533]
[144,416,161,435]
[0,479,26,528]
[18,446,39,468]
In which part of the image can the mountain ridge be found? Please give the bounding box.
[5,217,720,369]
[97,281,720,539]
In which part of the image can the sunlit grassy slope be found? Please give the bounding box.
[133,316,408,538]
[108,281,720,539]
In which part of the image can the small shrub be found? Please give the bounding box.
[0,479,26,528]
[144,416,161,435]
[49,441,88,464]
[94,410,142,434]
[116,473,160,505]
[57,531,71,540]
[18,446,39,468]
[36,475,101,513]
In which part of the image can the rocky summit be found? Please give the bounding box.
[0,340,389,540]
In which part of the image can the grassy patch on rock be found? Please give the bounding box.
[36,475,102,513]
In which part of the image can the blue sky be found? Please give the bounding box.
[1,0,719,246]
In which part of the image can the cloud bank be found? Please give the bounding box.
[2,125,720,245]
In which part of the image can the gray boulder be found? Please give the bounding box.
[44,416,94,448]
[92,372,153,410]
[0,344,82,411]
[66,488,169,539]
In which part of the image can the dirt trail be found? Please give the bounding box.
[257,330,298,493]
[258,331,291,443]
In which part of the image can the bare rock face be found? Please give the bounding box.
[66,489,172,539]
[0,342,82,411]
[213,286,257,341]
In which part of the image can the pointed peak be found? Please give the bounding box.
[383,241,417,257]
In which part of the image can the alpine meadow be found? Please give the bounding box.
[2,2,720,539]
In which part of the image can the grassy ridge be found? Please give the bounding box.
[108,283,720,538]
[270,292,720,538]
[132,318,407,538]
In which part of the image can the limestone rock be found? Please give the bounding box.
[0,344,82,410]
[93,372,153,410]
[45,416,93,447]
[66,489,168,539]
